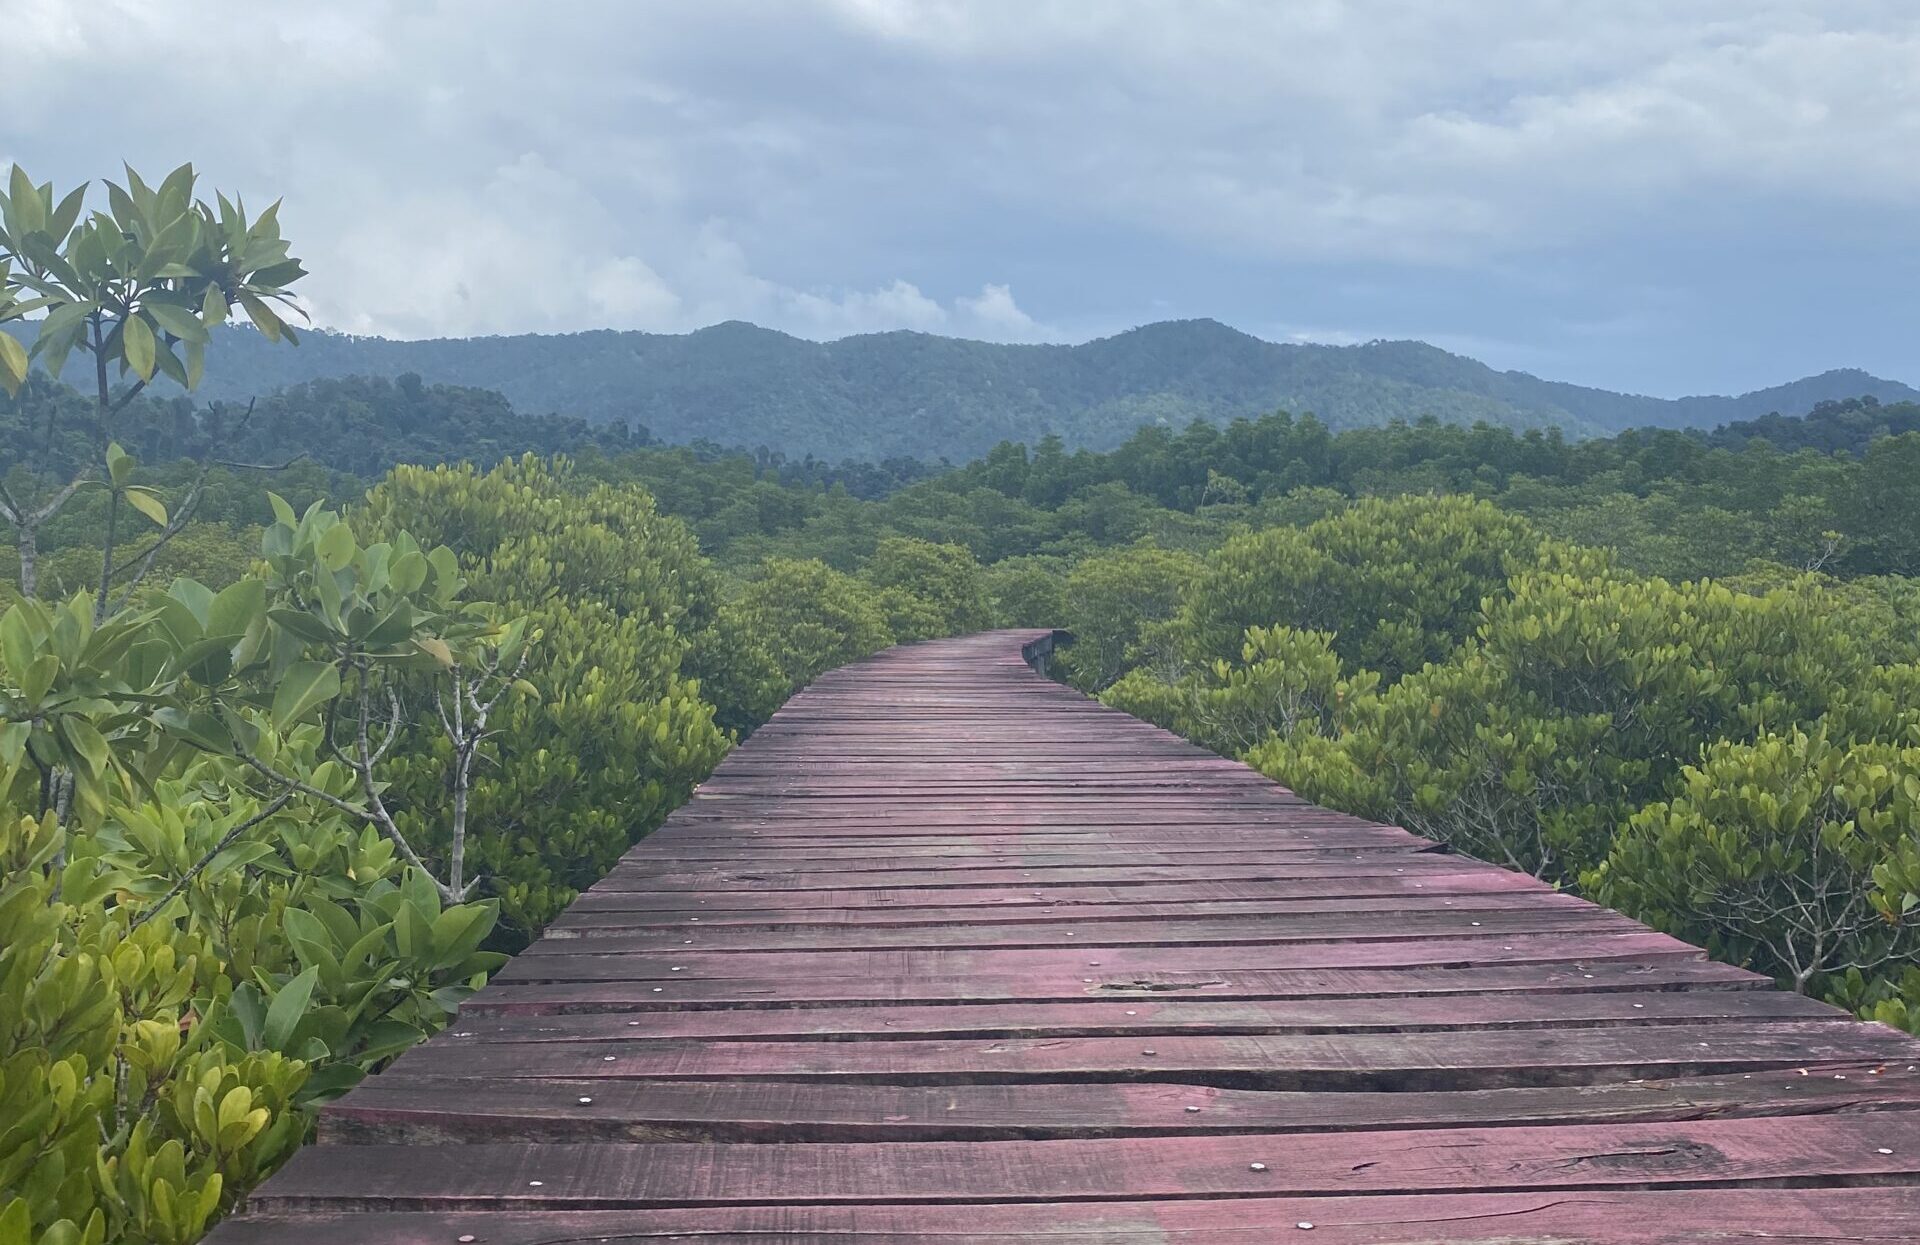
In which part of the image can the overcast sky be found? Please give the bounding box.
[5,1,1919,394]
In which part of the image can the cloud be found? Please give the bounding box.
[2,1,1919,391]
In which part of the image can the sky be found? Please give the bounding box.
[4,0,1919,396]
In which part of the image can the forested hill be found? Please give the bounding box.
[15,317,1906,462]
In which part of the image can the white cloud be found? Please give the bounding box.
[956,283,1050,340]
[4,0,1920,361]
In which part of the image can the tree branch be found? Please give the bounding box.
[126,791,295,934]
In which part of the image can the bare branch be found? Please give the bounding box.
[126,791,296,934]
[231,745,454,902]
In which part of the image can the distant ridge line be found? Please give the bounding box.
[8,318,1915,462]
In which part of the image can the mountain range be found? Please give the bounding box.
[13,318,1917,461]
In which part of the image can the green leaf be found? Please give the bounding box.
[0,1193,31,1245]
[0,330,26,396]
[153,707,234,754]
[0,720,28,769]
[150,338,190,388]
[122,311,156,380]
[123,486,169,528]
[168,576,216,626]
[270,660,341,730]
[144,299,210,344]
[316,520,356,570]
[106,180,139,231]
[106,440,133,486]
[30,303,91,380]
[430,902,497,963]
[157,162,195,218]
[58,716,109,777]
[251,259,307,289]
[20,653,59,705]
[268,491,297,527]
[206,577,266,638]
[267,607,341,644]
[263,965,319,1051]
[237,291,284,342]
[7,165,43,233]
[0,608,31,680]
[48,182,88,238]
[363,601,416,647]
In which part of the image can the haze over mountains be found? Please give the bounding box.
[16,318,1918,462]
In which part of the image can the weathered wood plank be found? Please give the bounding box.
[198,1188,1920,1244]
[385,1021,1915,1090]
[246,1114,1920,1210]
[547,892,1584,934]
[563,870,1552,913]
[521,907,1645,953]
[321,1062,1920,1144]
[423,988,1849,1044]
[489,931,1706,984]
[463,959,1770,1014]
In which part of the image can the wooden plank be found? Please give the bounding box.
[520,907,1645,953]
[424,988,1850,1044]
[384,1021,1916,1090]
[561,871,1553,913]
[488,931,1707,984]
[543,892,1605,932]
[322,1062,1920,1144]
[602,847,1440,875]
[463,959,1771,1014]
[244,1114,1920,1210]
[198,1188,1920,1244]
[584,860,1559,892]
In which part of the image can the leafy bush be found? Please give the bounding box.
[860,536,992,643]
[1170,495,1551,678]
[361,458,732,940]
[984,555,1070,628]
[1053,543,1199,691]
[737,558,894,691]
[1094,511,1920,1031]
[0,506,510,1240]
[1590,729,1920,995]
[1104,626,1376,759]
[1249,570,1878,879]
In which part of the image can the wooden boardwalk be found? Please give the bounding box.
[212,629,1920,1242]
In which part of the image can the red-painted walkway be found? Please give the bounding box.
[212,630,1920,1242]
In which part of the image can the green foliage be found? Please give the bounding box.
[0,163,304,398]
[984,556,1070,628]
[1171,496,1551,678]
[737,558,894,692]
[859,537,991,643]
[1590,729,1920,996]
[1104,626,1377,759]
[0,498,510,1241]
[1,810,306,1245]
[360,458,731,939]
[1247,570,1877,879]
[682,602,788,738]
[1053,544,1200,692]
[1090,502,1920,1034]
[84,316,1920,460]
[1839,434,1920,575]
